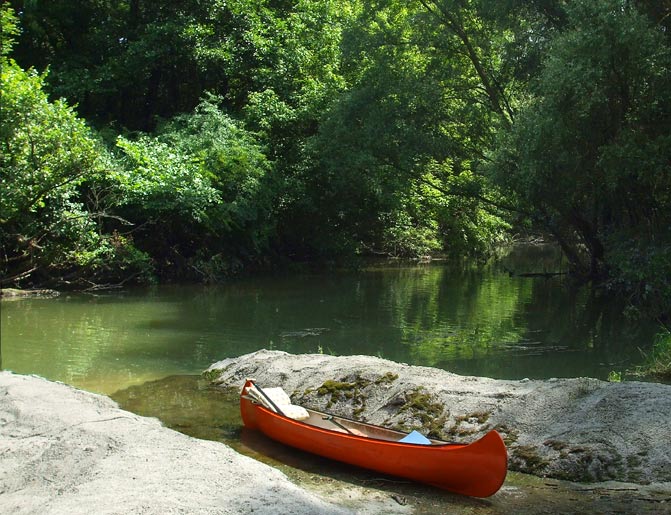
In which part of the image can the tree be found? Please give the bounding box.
[415,0,517,126]
[286,0,511,259]
[488,0,671,313]
[1,5,151,287]
[9,0,350,132]
[110,95,274,280]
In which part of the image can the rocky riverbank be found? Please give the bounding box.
[0,371,349,514]
[2,352,671,514]
[208,350,671,484]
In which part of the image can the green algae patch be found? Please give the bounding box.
[316,376,370,415]
[455,411,490,425]
[494,424,519,446]
[444,410,493,437]
[375,372,398,385]
[312,371,400,418]
[397,387,448,439]
[512,444,550,474]
[317,379,367,400]
[202,369,223,383]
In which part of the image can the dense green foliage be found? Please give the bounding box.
[488,0,671,315]
[2,1,671,318]
[628,328,671,380]
[1,9,150,287]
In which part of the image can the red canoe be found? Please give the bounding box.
[240,379,507,497]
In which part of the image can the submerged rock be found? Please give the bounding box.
[0,288,59,298]
[208,350,671,484]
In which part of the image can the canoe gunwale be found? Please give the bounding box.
[244,397,462,448]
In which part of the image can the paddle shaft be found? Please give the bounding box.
[323,415,355,435]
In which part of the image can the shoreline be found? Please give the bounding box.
[209,350,671,484]
[2,352,671,513]
[0,371,349,514]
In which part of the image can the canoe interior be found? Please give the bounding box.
[243,395,457,447]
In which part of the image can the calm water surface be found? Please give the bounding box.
[0,248,657,395]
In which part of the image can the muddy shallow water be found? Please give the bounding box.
[111,375,670,514]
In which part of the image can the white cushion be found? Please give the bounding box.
[245,385,309,420]
[282,404,310,421]
[261,387,292,406]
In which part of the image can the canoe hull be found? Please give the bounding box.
[240,381,507,497]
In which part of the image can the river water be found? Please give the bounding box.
[0,246,658,395]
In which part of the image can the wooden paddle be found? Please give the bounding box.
[322,415,356,435]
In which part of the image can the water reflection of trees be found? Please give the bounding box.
[1,264,658,388]
[0,295,190,393]
[376,262,655,379]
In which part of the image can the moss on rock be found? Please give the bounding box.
[397,387,448,439]
[201,369,222,383]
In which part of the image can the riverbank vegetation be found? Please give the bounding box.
[2,1,670,320]
[631,330,671,381]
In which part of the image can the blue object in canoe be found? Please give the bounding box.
[398,430,432,445]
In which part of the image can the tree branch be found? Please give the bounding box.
[0,266,38,285]
[418,0,514,125]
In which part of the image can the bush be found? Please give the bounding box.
[632,330,671,381]
[0,5,154,288]
[606,236,671,319]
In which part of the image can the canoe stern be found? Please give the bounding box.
[240,379,259,429]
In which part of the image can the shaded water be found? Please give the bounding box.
[0,247,658,395]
